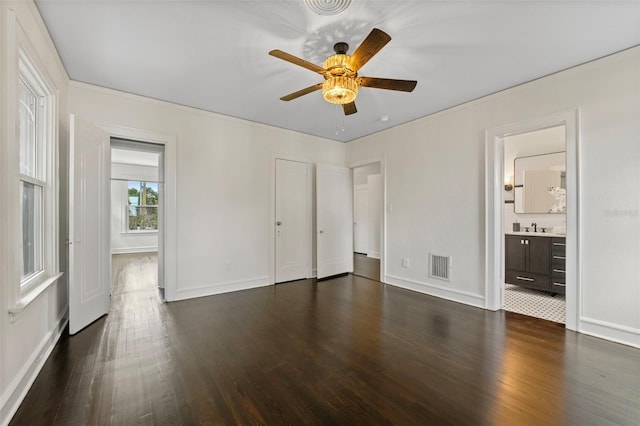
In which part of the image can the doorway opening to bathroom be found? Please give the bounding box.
[503,125,566,324]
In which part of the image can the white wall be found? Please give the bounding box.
[503,125,566,233]
[353,163,380,185]
[346,46,640,347]
[69,82,346,300]
[0,2,70,424]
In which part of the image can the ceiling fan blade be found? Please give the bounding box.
[343,102,357,115]
[359,77,417,92]
[269,50,325,74]
[347,28,392,72]
[280,83,324,101]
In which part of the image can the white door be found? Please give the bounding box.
[316,164,352,279]
[275,159,309,283]
[68,114,111,335]
[353,185,368,254]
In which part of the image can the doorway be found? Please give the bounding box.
[110,138,165,300]
[351,162,383,282]
[502,126,566,323]
[485,109,579,331]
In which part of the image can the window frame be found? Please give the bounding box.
[8,18,61,313]
[122,180,159,234]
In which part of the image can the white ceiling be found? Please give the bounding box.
[35,0,640,142]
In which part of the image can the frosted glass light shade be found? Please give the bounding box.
[322,76,358,105]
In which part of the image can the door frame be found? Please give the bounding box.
[270,154,313,282]
[348,157,387,283]
[96,123,178,301]
[484,109,580,331]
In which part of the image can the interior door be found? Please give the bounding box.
[275,159,309,283]
[68,114,111,335]
[316,164,352,279]
[353,185,368,254]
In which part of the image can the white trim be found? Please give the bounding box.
[484,109,580,331]
[176,276,271,301]
[9,272,63,317]
[111,247,158,255]
[8,13,61,311]
[579,318,640,349]
[95,123,178,301]
[270,153,313,283]
[0,309,68,426]
[366,252,380,260]
[385,274,485,308]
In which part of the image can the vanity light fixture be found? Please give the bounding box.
[504,175,514,191]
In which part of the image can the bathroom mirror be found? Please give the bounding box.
[514,152,566,214]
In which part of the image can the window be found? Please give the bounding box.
[126,181,159,232]
[16,47,57,297]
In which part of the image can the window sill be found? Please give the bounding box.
[121,230,158,236]
[9,272,63,318]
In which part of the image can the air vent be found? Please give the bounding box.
[303,0,351,15]
[429,254,451,281]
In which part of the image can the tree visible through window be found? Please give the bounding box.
[127,181,158,231]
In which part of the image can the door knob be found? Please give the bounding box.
[276,221,282,226]
[319,230,324,234]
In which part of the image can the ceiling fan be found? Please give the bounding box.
[269,28,417,115]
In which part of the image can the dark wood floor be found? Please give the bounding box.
[11,255,640,425]
[353,252,380,282]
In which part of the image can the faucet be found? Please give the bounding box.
[531,222,537,232]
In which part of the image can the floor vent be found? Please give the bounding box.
[429,254,451,281]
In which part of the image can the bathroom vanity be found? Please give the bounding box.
[505,233,566,295]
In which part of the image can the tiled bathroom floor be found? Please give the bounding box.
[503,284,565,324]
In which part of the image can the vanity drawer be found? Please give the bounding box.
[505,270,549,291]
[551,261,566,274]
[551,280,566,294]
[551,238,566,255]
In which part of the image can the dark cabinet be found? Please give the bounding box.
[505,234,566,294]
[550,238,566,295]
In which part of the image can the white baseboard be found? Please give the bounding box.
[579,317,640,349]
[384,274,485,308]
[111,246,158,254]
[366,252,380,259]
[176,276,271,301]
[310,268,317,278]
[0,309,68,426]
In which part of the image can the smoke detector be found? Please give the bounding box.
[304,0,352,16]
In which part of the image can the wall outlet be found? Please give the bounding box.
[386,203,393,214]
[402,257,410,268]
[224,261,232,271]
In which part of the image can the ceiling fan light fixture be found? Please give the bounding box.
[323,54,354,77]
[322,76,358,104]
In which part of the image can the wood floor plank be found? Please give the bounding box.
[10,253,640,425]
